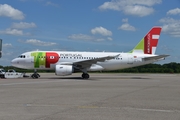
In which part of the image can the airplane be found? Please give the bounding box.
[11,27,169,79]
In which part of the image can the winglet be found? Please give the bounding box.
[130,27,162,55]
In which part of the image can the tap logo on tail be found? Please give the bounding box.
[144,27,161,54]
[131,27,162,55]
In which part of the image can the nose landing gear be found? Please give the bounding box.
[31,73,40,78]
[31,70,40,79]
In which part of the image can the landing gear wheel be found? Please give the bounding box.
[82,73,89,79]
[31,73,40,79]
[37,73,40,78]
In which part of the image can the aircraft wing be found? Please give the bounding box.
[72,54,120,69]
[143,55,169,61]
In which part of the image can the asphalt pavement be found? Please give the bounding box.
[0,73,179,120]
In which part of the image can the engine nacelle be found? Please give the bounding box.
[55,65,73,76]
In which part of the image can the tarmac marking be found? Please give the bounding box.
[24,103,80,107]
[78,106,180,113]
[122,107,180,113]
[22,103,180,113]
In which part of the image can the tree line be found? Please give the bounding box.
[106,62,180,73]
[1,62,180,73]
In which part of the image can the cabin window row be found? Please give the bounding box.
[19,55,122,60]
[60,57,122,60]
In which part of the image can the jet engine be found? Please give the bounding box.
[55,65,73,76]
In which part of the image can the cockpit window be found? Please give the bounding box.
[18,55,26,58]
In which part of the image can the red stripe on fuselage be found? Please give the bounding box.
[46,52,59,68]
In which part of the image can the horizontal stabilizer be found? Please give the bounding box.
[143,55,169,61]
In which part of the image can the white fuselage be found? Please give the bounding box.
[11,51,157,71]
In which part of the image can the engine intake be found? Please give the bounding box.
[55,65,73,76]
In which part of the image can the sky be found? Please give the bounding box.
[0,0,180,66]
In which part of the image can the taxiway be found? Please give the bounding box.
[0,73,180,120]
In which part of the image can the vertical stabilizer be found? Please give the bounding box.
[130,27,162,55]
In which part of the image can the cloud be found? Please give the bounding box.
[68,34,94,41]
[118,23,136,31]
[98,0,162,17]
[167,8,180,15]
[123,5,154,17]
[68,34,112,42]
[107,37,113,41]
[122,18,128,22]
[159,17,180,37]
[19,39,57,46]
[0,4,25,20]
[91,27,112,36]
[0,28,32,36]
[2,43,12,48]
[96,38,105,41]
[46,1,59,7]
[0,22,36,36]
[0,28,24,36]
[68,27,113,42]
[12,22,37,29]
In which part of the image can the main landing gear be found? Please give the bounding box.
[82,73,89,79]
[31,70,40,79]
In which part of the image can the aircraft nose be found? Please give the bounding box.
[11,58,19,67]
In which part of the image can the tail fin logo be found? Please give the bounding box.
[144,27,161,54]
[131,27,161,55]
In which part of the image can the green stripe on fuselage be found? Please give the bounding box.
[31,52,46,68]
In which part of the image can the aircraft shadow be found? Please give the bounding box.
[47,77,99,81]
[45,76,149,80]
